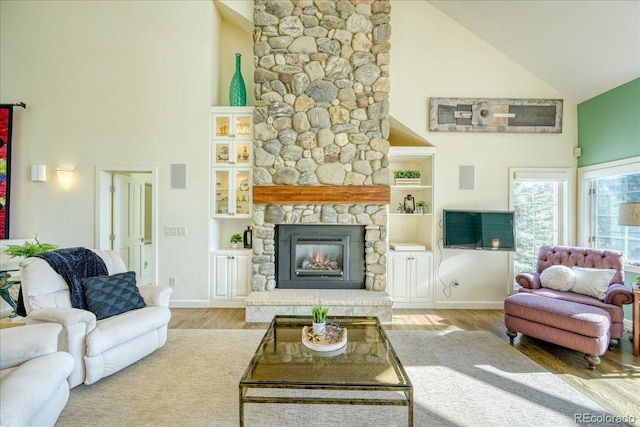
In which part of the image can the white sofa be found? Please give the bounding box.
[0,323,74,427]
[19,249,172,388]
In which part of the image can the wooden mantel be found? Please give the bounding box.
[252,185,390,205]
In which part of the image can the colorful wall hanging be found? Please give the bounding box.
[0,103,23,239]
[0,106,13,239]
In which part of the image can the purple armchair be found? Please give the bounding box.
[515,245,633,342]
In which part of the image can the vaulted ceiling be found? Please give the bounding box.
[428,0,640,103]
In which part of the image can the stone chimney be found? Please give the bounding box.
[251,0,392,292]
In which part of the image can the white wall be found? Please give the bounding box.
[390,1,578,307]
[0,0,217,303]
[1,0,579,309]
[218,16,255,107]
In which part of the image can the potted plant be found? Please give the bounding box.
[230,233,242,249]
[311,305,329,335]
[3,236,58,259]
[393,170,421,186]
[416,200,428,214]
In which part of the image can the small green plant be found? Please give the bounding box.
[3,236,57,258]
[393,170,421,179]
[416,200,428,208]
[230,233,242,244]
[312,305,329,323]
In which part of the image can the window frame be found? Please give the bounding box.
[508,168,573,293]
[578,156,640,274]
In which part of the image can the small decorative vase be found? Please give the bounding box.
[229,53,246,106]
[232,243,239,249]
[312,322,326,335]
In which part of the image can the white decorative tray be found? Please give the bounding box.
[301,325,347,352]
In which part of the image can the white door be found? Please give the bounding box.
[212,253,231,299]
[412,252,433,302]
[113,174,145,281]
[232,253,251,299]
[387,252,411,302]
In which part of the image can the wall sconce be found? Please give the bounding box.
[31,165,47,182]
[618,202,640,226]
[56,167,74,190]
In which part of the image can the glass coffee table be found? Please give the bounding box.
[239,315,413,426]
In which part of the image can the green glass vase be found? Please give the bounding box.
[229,53,246,107]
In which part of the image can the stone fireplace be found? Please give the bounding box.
[276,224,365,289]
[246,0,393,321]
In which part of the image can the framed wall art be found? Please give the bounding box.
[429,97,563,133]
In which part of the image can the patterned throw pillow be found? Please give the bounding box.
[540,265,575,291]
[82,271,146,320]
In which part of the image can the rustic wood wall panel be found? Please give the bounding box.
[429,97,563,133]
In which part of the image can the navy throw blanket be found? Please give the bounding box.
[26,247,108,312]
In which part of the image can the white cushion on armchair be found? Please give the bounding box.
[19,249,172,388]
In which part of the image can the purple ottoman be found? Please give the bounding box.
[504,293,611,369]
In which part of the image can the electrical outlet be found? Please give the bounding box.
[165,227,177,236]
[451,279,459,287]
[177,227,187,236]
[169,277,177,287]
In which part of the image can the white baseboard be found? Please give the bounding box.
[169,300,210,308]
[169,299,247,309]
[435,301,505,309]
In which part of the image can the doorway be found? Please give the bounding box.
[96,167,158,286]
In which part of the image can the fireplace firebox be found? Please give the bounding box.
[276,225,365,289]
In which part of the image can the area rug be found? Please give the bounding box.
[56,329,623,427]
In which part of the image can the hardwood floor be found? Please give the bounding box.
[170,308,640,425]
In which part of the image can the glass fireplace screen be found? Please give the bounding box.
[294,242,344,277]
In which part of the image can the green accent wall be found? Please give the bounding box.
[578,78,640,167]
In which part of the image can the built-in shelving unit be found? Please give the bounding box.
[210,107,253,307]
[387,146,436,308]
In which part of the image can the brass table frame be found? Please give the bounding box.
[239,315,413,426]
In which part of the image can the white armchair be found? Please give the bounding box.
[0,323,74,427]
[19,249,172,388]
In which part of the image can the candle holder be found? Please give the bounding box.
[403,194,415,214]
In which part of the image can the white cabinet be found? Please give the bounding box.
[211,107,253,218]
[211,109,253,166]
[212,167,252,217]
[211,250,251,305]
[387,251,434,308]
[210,107,253,307]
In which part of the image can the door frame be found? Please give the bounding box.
[95,166,158,285]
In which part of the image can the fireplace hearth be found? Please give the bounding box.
[276,225,365,289]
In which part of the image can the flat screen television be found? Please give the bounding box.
[443,210,515,251]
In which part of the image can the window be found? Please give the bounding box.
[580,157,640,266]
[509,169,572,289]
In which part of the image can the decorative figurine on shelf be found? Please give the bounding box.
[403,194,415,214]
[243,226,252,249]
